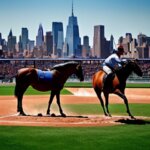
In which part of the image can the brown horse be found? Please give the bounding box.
[93,60,143,119]
[15,61,84,116]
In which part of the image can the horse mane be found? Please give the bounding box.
[51,61,79,71]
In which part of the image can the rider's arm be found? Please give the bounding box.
[111,56,122,70]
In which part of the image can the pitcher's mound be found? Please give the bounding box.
[0,114,149,127]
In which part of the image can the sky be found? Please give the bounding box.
[0,0,150,46]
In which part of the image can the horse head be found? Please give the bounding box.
[116,59,142,82]
[125,59,143,77]
[75,63,84,82]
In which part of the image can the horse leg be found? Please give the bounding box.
[15,74,31,116]
[114,90,135,119]
[15,83,27,115]
[17,94,26,116]
[46,91,55,115]
[94,87,108,116]
[103,92,111,117]
[56,92,66,117]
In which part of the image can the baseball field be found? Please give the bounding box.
[0,84,150,150]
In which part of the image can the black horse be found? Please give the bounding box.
[93,60,143,119]
[15,61,84,116]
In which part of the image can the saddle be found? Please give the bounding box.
[37,70,53,82]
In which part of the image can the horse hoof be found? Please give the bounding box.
[61,113,66,117]
[105,113,111,117]
[51,113,56,117]
[18,112,26,116]
[104,113,108,116]
[37,113,43,117]
[46,111,50,115]
[130,116,136,120]
[108,114,112,117]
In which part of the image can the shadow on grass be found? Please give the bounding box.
[115,118,150,125]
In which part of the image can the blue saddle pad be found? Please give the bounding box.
[37,70,53,82]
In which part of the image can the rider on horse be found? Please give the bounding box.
[102,45,125,87]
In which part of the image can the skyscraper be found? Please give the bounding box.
[21,28,28,50]
[18,35,23,52]
[137,33,150,58]
[126,33,132,43]
[93,25,105,58]
[93,25,111,58]
[52,22,64,57]
[82,36,90,57]
[7,29,16,52]
[137,33,147,46]
[110,35,114,53]
[65,2,81,57]
[27,40,35,51]
[36,24,44,48]
[46,31,53,56]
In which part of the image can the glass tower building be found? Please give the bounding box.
[65,4,81,57]
[52,22,64,57]
[36,24,44,47]
[21,28,28,50]
[7,29,16,52]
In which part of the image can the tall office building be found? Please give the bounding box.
[82,36,90,57]
[122,33,133,54]
[18,35,23,52]
[7,29,16,52]
[65,3,81,57]
[137,33,147,46]
[126,33,132,43]
[21,28,28,50]
[118,33,139,58]
[136,33,150,58]
[83,36,89,48]
[45,31,53,56]
[27,40,35,51]
[93,25,105,58]
[110,35,114,53]
[93,25,111,58]
[52,22,64,57]
[36,24,44,47]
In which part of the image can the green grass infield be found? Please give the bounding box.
[0,125,150,150]
[0,86,73,96]
[63,103,150,117]
[0,82,149,95]
[64,82,150,88]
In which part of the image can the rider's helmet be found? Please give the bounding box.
[113,44,124,53]
[117,45,124,52]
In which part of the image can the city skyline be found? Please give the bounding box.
[0,0,150,46]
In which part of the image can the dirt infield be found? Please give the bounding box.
[0,88,150,127]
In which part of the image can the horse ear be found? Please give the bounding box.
[76,64,79,69]
[76,64,81,70]
[134,59,139,63]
